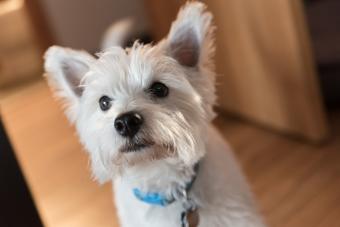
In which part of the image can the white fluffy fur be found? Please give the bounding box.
[44,2,266,226]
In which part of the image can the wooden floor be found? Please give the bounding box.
[1,80,340,227]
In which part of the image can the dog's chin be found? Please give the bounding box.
[116,140,176,168]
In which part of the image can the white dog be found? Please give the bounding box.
[44,2,266,227]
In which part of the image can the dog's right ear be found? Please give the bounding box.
[164,2,215,68]
[44,46,95,123]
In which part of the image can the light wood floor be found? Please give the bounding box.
[1,80,340,227]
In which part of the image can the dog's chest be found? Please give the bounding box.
[114,178,202,227]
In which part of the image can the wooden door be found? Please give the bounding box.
[144,0,328,142]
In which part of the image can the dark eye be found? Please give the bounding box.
[99,96,112,111]
[149,82,169,98]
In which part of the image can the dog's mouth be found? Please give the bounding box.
[120,139,155,153]
[119,139,175,153]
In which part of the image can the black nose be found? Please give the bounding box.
[114,112,143,138]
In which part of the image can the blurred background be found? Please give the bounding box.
[0,0,340,227]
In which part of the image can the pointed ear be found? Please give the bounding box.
[44,46,95,123]
[165,2,215,68]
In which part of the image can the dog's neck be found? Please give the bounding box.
[119,157,200,197]
[118,132,208,197]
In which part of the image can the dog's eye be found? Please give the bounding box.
[99,96,112,111]
[149,82,169,98]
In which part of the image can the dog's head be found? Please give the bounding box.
[44,2,216,183]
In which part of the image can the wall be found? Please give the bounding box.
[38,0,148,52]
[0,0,42,88]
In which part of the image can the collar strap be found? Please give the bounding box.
[133,163,200,207]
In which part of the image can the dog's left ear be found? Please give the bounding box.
[165,2,215,68]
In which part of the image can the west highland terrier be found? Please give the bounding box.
[44,2,266,227]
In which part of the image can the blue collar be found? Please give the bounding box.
[132,163,200,207]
